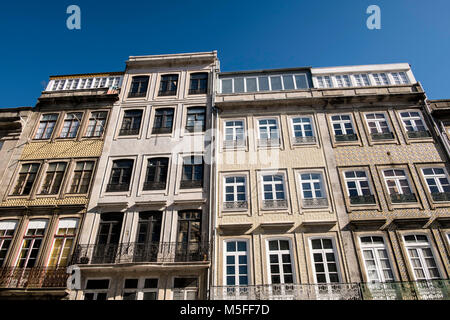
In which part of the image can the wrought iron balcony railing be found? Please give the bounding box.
[361,280,450,300]
[223,139,246,148]
[223,201,248,210]
[180,180,203,189]
[431,192,450,202]
[257,138,281,147]
[0,267,69,289]
[262,199,288,209]
[119,128,140,136]
[71,241,210,265]
[143,181,166,191]
[390,193,417,203]
[211,283,361,300]
[349,194,376,205]
[294,136,316,144]
[302,197,328,208]
[335,134,358,142]
[407,130,431,139]
[106,183,130,192]
[371,132,395,140]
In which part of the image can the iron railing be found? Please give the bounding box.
[257,138,281,147]
[262,200,288,209]
[303,198,328,208]
[371,132,395,140]
[223,139,246,148]
[335,134,358,142]
[431,192,450,202]
[0,267,68,288]
[294,136,316,144]
[119,128,140,136]
[390,193,417,203]
[143,181,166,191]
[223,201,248,210]
[349,194,376,205]
[211,280,450,300]
[71,242,210,265]
[407,130,431,139]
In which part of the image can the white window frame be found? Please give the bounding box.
[359,235,395,283]
[308,237,342,284]
[15,219,48,268]
[399,110,429,133]
[403,234,441,281]
[334,74,352,87]
[421,167,450,195]
[47,218,79,267]
[330,114,356,136]
[343,170,373,197]
[223,176,247,203]
[172,277,199,300]
[265,238,295,285]
[299,172,327,200]
[364,113,392,134]
[261,174,286,201]
[290,116,315,141]
[371,73,390,86]
[223,119,245,143]
[223,239,250,287]
[382,169,413,195]
[122,278,159,300]
[390,72,409,85]
[352,74,371,87]
[316,76,333,88]
[257,118,280,141]
[0,220,18,266]
[220,73,309,93]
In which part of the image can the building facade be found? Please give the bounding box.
[0,72,122,299]
[68,52,219,300]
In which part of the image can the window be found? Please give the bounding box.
[353,74,370,87]
[84,279,109,300]
[12,163,40,196]
[224,120,245,147]
[106,159,134,192]
[316,76,333,88]
[267,239,294,284]
[136,212,162,258]
[123,278,158,300]
[331,115,357,141]
[224,176,247,210]
[404,235,440,280]
[128,76,149,98]
[291,117,315,144]
[173,278,198,300]
[365,113,394,140]
[48,218,78,267]
[158,74,178,96]
[85,111,107,137]
[39,162,67,195]
[400,111,431,139]
[34,114,58,139]
[152,108,174,134]
[299,173,328,207]
[143,158,169,190]
[344,171,376,205]
[258,119,280,146]
[186,107,206,132]
[335,75,352,87]
[383,169,417,203]
[119,110,142,136]
[422,168,450,202]
[176,210,202,262]
[189,73,208,94]
[69,161,94,194]
[310,238,340,283]
[225,241,249,286]
[180,156,203,189]
[220,74,308,93]
[60,112,83,138]
[261,174,287,209]
[93,214,123,264]
[0,220,17,267]
[360,236,394,282]
[372,73,390,86]
[17,219,48,268]
[391,72,409,85]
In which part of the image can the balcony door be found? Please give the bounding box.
[93,214,123,264]
[176,210,202,262]
[134,212,162,262]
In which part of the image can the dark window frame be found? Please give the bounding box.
[128,76,149,98]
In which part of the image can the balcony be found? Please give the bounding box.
[302,198,328,208]
[143,181,166,191]
[0,267,68,289]
[335,134,358,142]
[71,242,211,265]
[294,136,316,144]
[407,130,431,139]
[119,128,140,136]
[211,283,361,300]
[223,139,246,148]
[257,138,281,147]
[106,183,130,192]
[223,201,248,210]
[262,199,288,209]
[371,132,394,140]
[390,193,417,203]
[180,180,203,189]
[361,280,450,300]
[349,195,376,205]
[431,192,450,202]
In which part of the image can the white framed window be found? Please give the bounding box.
[421,168,450,202]
[16,219,48,268]
[34,114,58,140]
[173,278,198,300]
[266,239,294,284]
[399,111,429,133]
[330,115,357,140]
[403,234,440,280]
[371,73,390,86]
[382,169,413,195]
[353,74,370,87]
[47,218,78,267]
[224,176,247,207]
[261,174,286,201]
[122,278,158,300]
[0,220,18,267]
[60,112,83,138]
[334,75,352,87]
[359,236,394,283]
[391,72,409,85]
[365,113,392,135]
[258,118,280,141]
[291,116,315,143]
[309,238,341,283]
[224,240,249,286]
[39,162,67,195]
[316,76,333,88]
[220,74,309,94]
[84,279,110,300]
[224,120,245,146]
[299,172,328,207]
[85,111,107,138]
[344,170,375,205]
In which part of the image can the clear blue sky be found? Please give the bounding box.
[0,0,449,107]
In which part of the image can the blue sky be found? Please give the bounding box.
[0,0,449,107]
